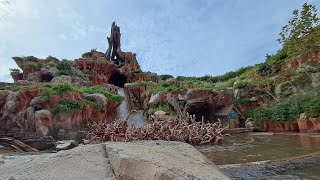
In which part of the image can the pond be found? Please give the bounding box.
[199,133,320,165]
[198,133,320,179]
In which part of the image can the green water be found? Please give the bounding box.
[200,133,320,165]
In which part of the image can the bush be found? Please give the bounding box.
[233,98,251,105]
[247,86,320,123]
[41,83,74,97]
[160,74,174,80]
[305,97,320,118]
[52,100,84,115]
[24,56,38,62]
[12,56,24,62]
[258,62,273,76]
[148,82,185,94]
[131,69,143,74]
[234,80,249,89]
[56,61,71,71]
[84,97,104,109]
[46,55,59,62]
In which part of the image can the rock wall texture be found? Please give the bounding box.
[124,84,154,111]
[105,140,229,180]
[0,144,116,180]
[0,141,228,180]
[0,89,120,136]
[261,118,320,132]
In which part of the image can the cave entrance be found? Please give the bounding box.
[109,73,127,87]
[187,102,213,123]
[42,74,54,82]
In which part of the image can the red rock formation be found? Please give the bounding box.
[0,89,120,135]
[124,84,154,110]
[281,48,320,70]
[298,119,320,132]
[120,52,140,72]
[129,73,159,82]
[260,119,320,132]
[11,72,23,81]
[75,59,119,85]
[18,89,42,111]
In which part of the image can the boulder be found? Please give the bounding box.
[149,110,176,122]
[56,140,78,151]
[0,144,116,180]
[34,109,53,136]
[102,84,118,94]
[83,93,108,106]
[30,96,49,109]
[51,75,91,86]
[148,93,160,106]
[105,140,228,180]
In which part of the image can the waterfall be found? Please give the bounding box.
[115,88,148,127]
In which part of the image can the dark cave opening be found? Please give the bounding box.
[42,74,54,82]
[187,103,213,123]
[109,73,127,87]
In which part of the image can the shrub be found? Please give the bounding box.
[160,74,174,80]
[131,69,143,74]
[148,82,185,94]
[41,83,74,97]
[246,86,320,123]
[24,56,38,62]
[12,56,24,62]
[234,80,249,89]
[85,98,103,109]
[52,100,84,115]
[305,97,320,118]
[233,98,251,105]
[258,62,273,76]
[56,61,71,71]
[46,55,59,62]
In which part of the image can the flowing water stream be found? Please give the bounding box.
[114,88,148,127]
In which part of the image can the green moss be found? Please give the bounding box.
[84,98,103,109]
[52,100,84,115]
[147,82,185,94]
[233,98,251,105]
[41,83,74,97]
[7,84,40,92]
[79,86,124,103]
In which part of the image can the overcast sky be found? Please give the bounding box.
[0,0,319,82]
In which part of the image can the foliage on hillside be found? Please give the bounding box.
[246,86,320,123]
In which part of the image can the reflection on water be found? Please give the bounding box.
[201,133,320,165]
[114,88,148,127]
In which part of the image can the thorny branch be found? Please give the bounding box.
[86,113,224,145]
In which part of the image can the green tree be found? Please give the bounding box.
[278,3,319,45]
